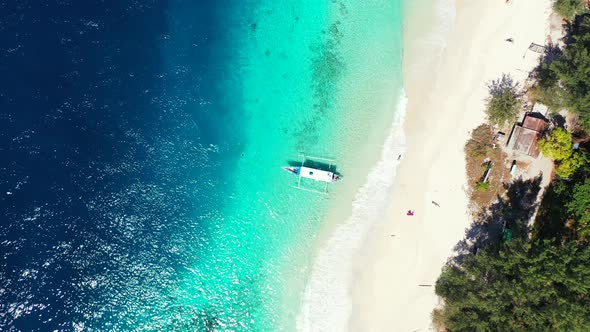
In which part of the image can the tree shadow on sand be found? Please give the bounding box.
[450,175,543,265]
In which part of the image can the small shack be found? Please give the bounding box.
[506,113,548,158]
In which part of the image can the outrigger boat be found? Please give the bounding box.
[282,166,341,182]
[282,155,341,193]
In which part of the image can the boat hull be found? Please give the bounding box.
[282,166,299,175]
[281,166,340,183]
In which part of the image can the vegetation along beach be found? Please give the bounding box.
[3,0,590,331]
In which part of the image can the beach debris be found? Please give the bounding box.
[505,37,513,43]
[495,131,506,143]
[528,42,545,53]
[482,160,493,183]
[431,201,440,207]
[510,160,517,177]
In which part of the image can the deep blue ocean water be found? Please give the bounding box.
[1,1,248,330]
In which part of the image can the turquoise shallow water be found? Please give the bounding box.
[165,1,405,330]
[161,1,405,330]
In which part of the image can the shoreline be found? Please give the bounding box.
[292,1,407,330]
[349,0,553,331]
[296,91,407,331]
[294,1,449,330]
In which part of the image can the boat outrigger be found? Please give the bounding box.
[282,155,341,193]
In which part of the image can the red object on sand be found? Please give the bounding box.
[407,211,414,216]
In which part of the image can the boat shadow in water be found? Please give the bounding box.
[286,159,342,177]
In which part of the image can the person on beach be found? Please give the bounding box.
[406,210,414,216]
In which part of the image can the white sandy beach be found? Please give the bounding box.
[348,1,554,331]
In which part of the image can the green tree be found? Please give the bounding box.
[556,151,588,178]
[539,127,573,160]
[553,0,586,21]
[530,83,567,111]
[567,179,590,237]
[435,240,590,331]
[485,74,521,128]
[531,45,567,110]
[551,17,590,130]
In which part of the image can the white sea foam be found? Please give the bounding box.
[296,92,407,332]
